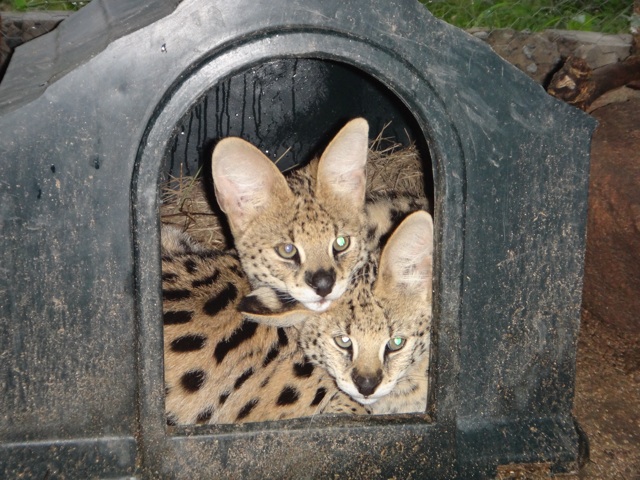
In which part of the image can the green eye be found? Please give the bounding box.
[333,236,350,253]
[334,335,352,349]
[387,337,406,352]
[275,243,298,259]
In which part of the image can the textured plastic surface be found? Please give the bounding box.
[0,0,595,478]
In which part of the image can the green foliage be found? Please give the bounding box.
[1,0,632,34]
[422,0,632,34]
[0,0,89,11]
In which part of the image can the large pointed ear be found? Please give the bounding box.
[377,211,434,295]
[238,287,313,327]
[211,138,292,235]
[316,118,369,208]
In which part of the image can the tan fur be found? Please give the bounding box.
[211,119,370,313]
[163,121,433,423]
[162,227,366,425]
[299,211,434,414]
[163,211,433,424]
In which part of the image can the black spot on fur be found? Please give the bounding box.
[213,320,258,363]
[277,327,289,347]
[203,284,238,317]
[166,413,178,426]
[389,208,405,224]
[164,310,194,325]
[236,399,259,421]
[163,289,192,301]
[219,392,230,406]
[366,225,377,242]
[162,272,178,283]
[198,249,224,260]
[181,369,206,393]
[229,264,244,277]
[311,387,327,406]
[262,344,280,367]
[184,259,198,273]
[407,382,419,393]
[276,386,300,406]
[192,270,220,289]
[234,368,254,390]
[293,360,314,378]
[237,292,272,315]
[178,239,196,254]
[196,406,214,424]
[170,334,207,352]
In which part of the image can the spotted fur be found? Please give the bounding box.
[162,227,367,425]
[164,209,432,424]
[299,211,434,414]
[211,119,370,313]
[165,119,432,423]
[365,192,430,250]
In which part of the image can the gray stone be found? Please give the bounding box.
[544,29,633,68]
[481,28,561,84]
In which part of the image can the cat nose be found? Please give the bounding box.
[351,369,383,397]
[304,269,336,297]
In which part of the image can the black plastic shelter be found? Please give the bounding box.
[0,0,595,478]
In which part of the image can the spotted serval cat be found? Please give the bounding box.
[299,210,433,414]
[211,118,370,313]
[162,210,433,424]
[162,226,367,425]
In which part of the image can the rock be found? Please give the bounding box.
[480,28,561,84]
[588,86,640,113]
[582,98,640,333]
[545,30,633,69]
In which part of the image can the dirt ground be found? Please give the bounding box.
[575,310,640,479]
[573,98,640,479]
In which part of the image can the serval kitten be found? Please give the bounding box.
[299,211,434,414]
[162,226,367,425]
[210,119,370,312]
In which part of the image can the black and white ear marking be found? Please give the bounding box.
[211,138,292,234]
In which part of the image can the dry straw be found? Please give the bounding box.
[160,133,426,247]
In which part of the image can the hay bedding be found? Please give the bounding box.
[160,140,426,247]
